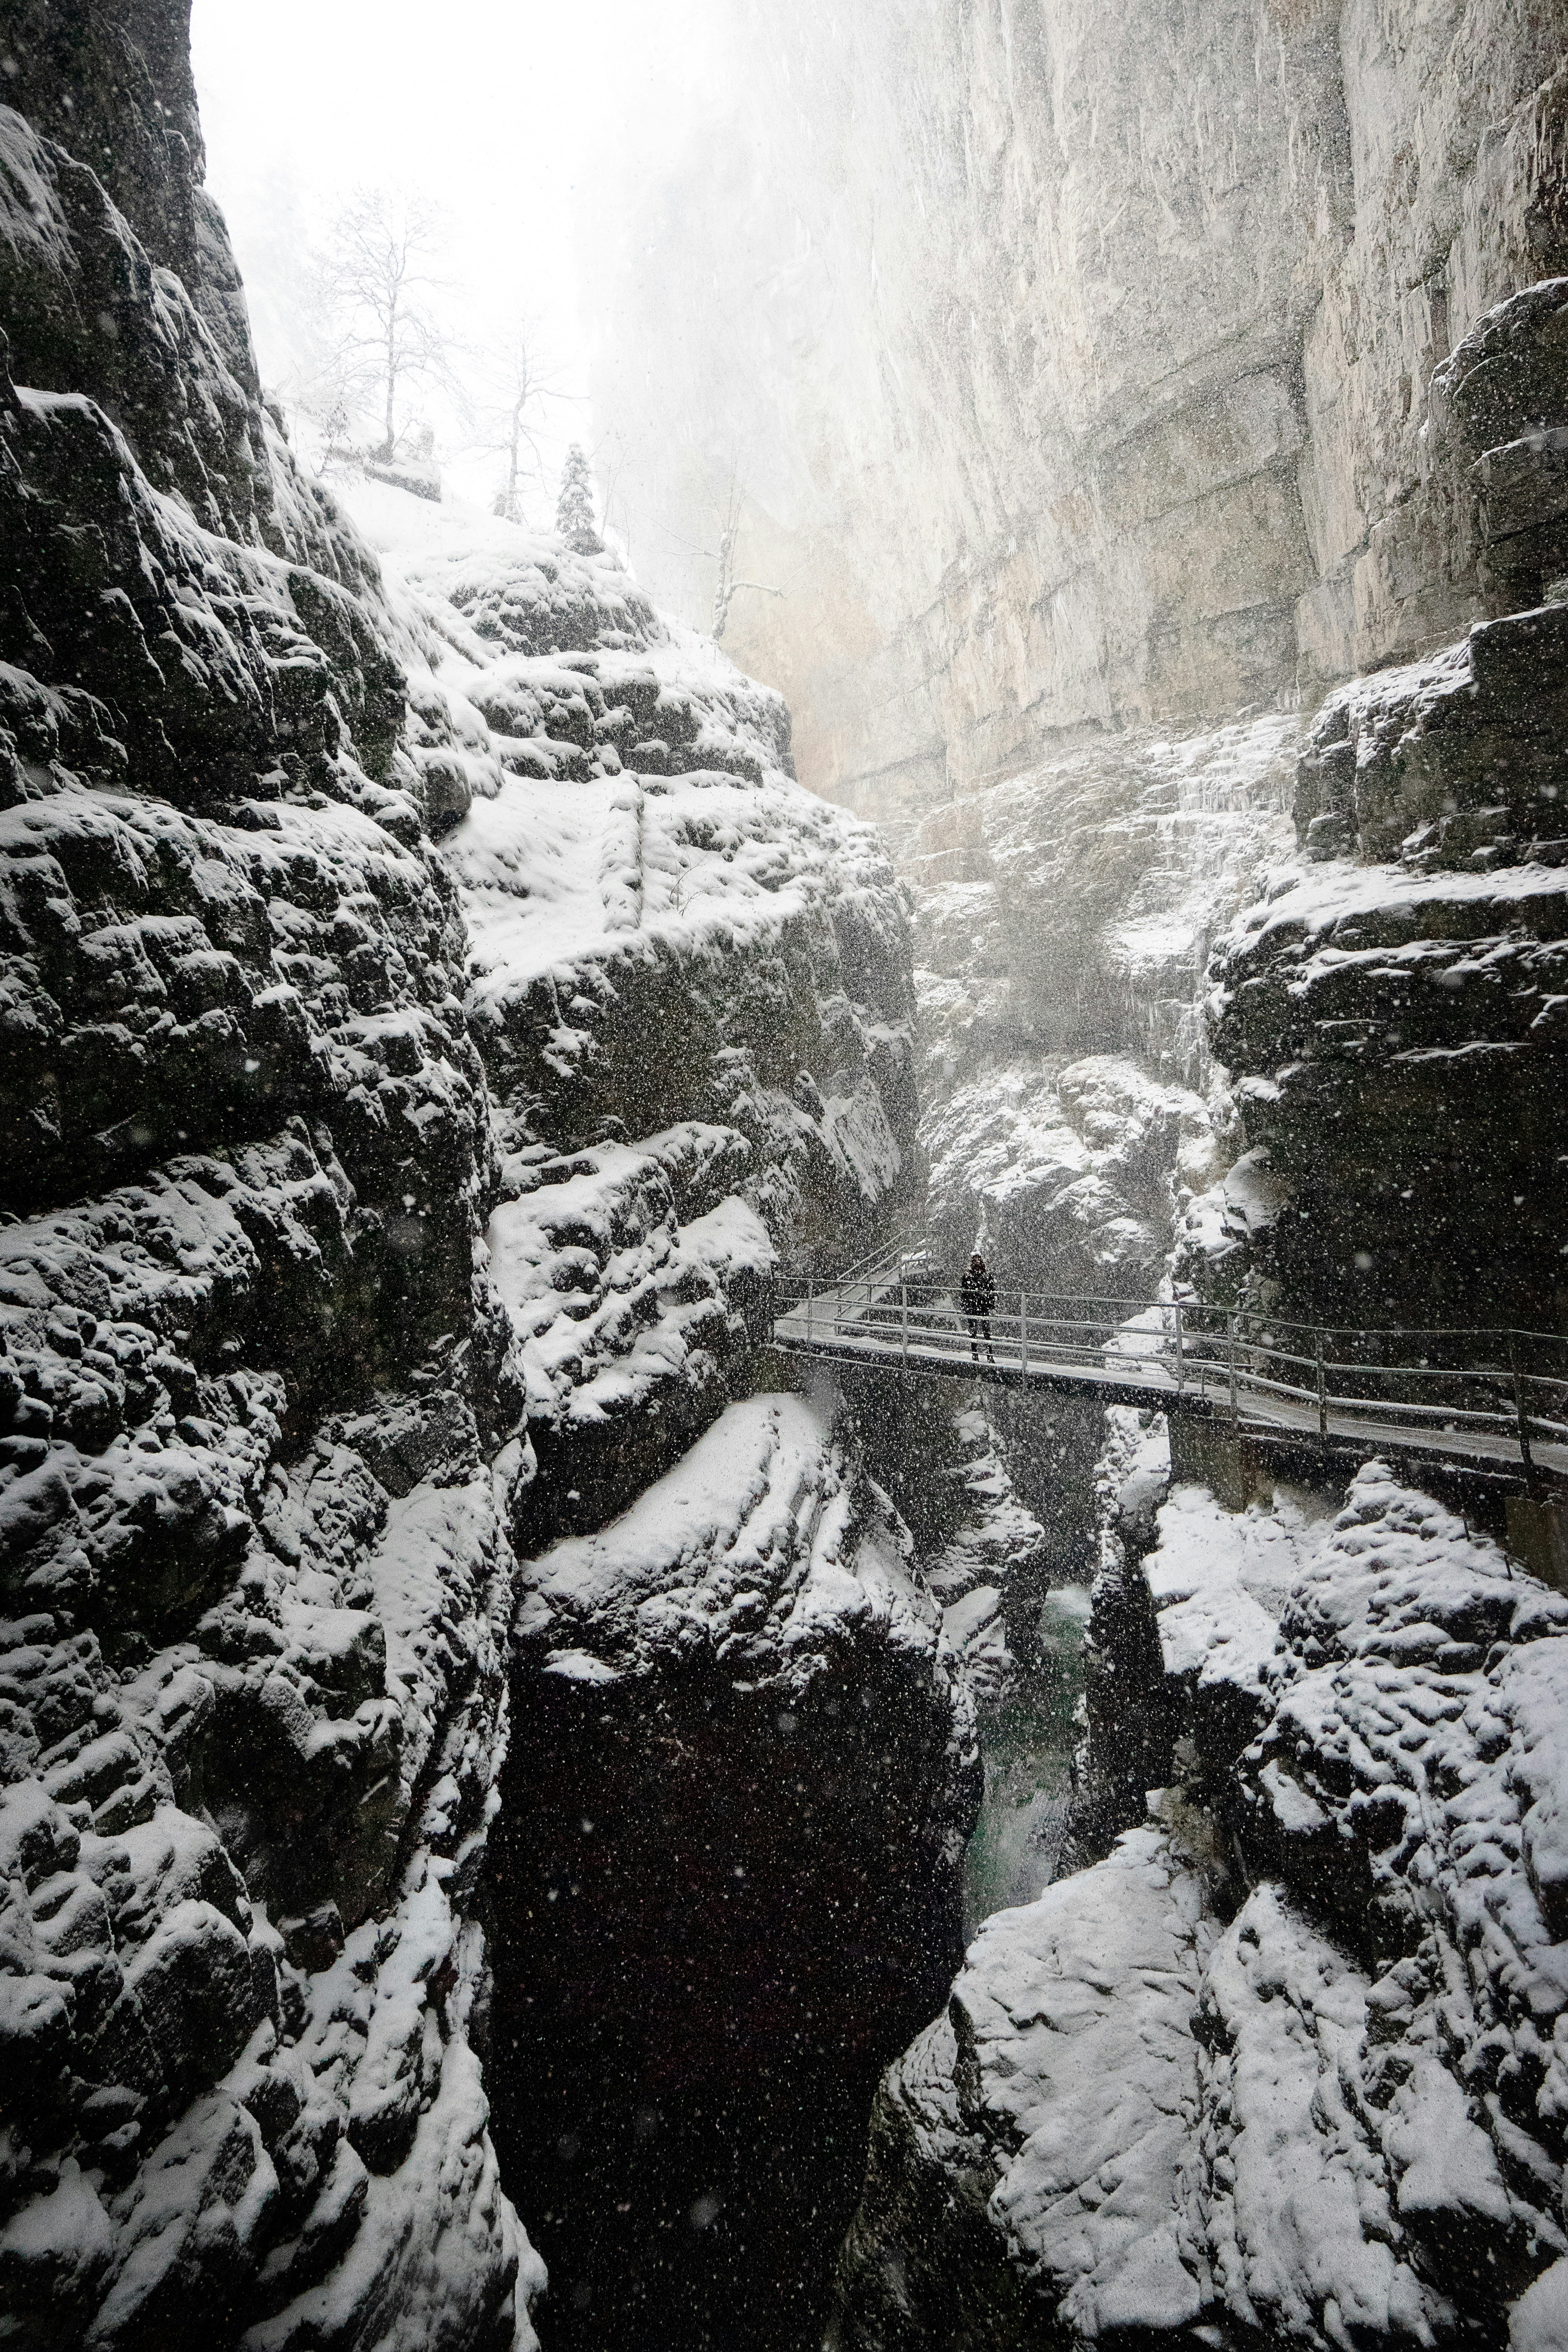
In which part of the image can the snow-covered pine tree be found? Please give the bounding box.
[556,443,603,553]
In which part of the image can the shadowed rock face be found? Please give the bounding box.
[486,1394,979,2352]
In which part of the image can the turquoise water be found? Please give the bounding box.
[963,1588,1091,1938]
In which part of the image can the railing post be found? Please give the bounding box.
[807,1278,813,1349]
[1021,1292,1029,1378]
[1316,1329,1328,1453]
[1229,1310,1239,1434]
[1510,1336,1541,1497]
[901,1278,908,1374]
[1174,1301,1184,1399]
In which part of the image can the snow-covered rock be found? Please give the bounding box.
[0,10,926,2348]
[1198,807,1568,1328]
[1143,1478,1327,1782]
[924,1055,1217,1303]
[829,1823,1213,2350]
[833,1461,1568,2350]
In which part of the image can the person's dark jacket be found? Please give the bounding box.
[960,1263,996,1318]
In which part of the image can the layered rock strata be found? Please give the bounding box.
[0,13,938,2349]
[590,2,1568,811]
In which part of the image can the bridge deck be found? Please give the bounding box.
[771,1263,1568,1491]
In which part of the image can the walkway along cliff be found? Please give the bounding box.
[5,3,1568,2350]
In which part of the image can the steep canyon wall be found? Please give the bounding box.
[594,0,1568,814]
[0,10,987,2348]
[589,11,1568,2348]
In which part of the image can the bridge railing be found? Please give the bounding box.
[771,1278,1568,1476]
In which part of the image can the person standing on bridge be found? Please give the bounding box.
[960,1252,997,1365]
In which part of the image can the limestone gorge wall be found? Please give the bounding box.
[0,9,996,2348]
[7,2,1568,2350]
[593,0,1568,1508]
[591,6,1568,2347]
[592,0,1568,812]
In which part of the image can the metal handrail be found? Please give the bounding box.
[771,1276,1568,1490]
[782,1274,1568,1350]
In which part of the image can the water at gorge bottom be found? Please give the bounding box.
[964,1587,1091,1938]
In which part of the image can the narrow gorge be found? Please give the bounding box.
[2,3,1567,2350]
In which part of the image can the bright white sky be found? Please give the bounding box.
[190,0,728,521]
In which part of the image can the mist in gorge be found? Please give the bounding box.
[2,3,1568,2350]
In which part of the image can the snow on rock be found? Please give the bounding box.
[834,1461,1568,2350]
[1189,644,1568,1330]
[925,1053,1218,1301]
[513,1390,965,1710]
[1235,1467,1568,2304]
[1060,1406,1175,1868]
[829,1824,1213,2349]
[912,719,1295,1310]
[835,1374,1049,1716]
[320,469,919,1552]
[487,1388,982,2327]
[484,1126,774,1534]
[1195,1882,1448,2350]
[0,9,916,2346]
[921,1412,1048,1712]
[902,719,1296,1594]
[913,717,1299,1097]
[1143,1479,1328,1781]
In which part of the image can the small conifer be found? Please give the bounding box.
[555,445,602,553]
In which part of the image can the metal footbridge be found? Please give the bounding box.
[771,1243,1568,1492]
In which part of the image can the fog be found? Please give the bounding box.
[191,0,735,528]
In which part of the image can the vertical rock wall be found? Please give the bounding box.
[0,11,961,2349]
[589,0,1568,810]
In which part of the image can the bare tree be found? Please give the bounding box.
[471,315,562,523]
[318,189,458,460]
[698,470,784,644]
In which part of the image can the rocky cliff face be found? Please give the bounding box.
[831,1462,1568,2351]
[573,11,1568,2347]
[590,0,1568,811]
[0,13,965,2348]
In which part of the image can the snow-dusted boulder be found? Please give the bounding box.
[1143,1477,1327,1784]
[924,1054,1217,1305]
[829,1824,1212,2349]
